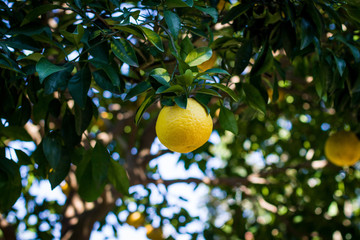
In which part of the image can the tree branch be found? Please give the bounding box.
[0,215,16,240]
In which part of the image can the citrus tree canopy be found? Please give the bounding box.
[1,0,360,239]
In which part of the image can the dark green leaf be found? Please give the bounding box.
[180,36,194,60]
[48,149,70,189]
[222,3,253,23]
[93,70,121,94]
[0,125,32,141]
[108,159,129,195]
[164,11,181,39]
[125,81,152,101]
[135,93,156,125]
[195,68,230,79]
[333,55,346,77]
[3,34,41,51]
[196,88,222,97]
[0,157,21,212]
[15,150,32,165]
[36,58,66,84]
[333,35,360,63]
[111,38,139,67]
[21,4,61,26]
[194,6,218,23]
[207,83,240,102]
[44,65,74,94]
[219,105,238,135]
[166,0,193,8]
[91,142,110,186]
[250,43,273,76]
[156,85,184,94]
[76,150,105,202]
[75,97,94,136]
[300,18,314,50]
[242,83,266,114]
[139,26,164,52]
[150,68,171,86]
[43,134,62,169]
[90,60,121,87]
[185,47,212,67]
[176,69,193,87]
[174,95,187,109]
[68,67,91,108]
[235,41,252,75]
[194,94,211,114]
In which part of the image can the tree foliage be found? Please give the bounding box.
[1,0,360,239]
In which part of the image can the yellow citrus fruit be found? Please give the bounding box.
[60,182,71,196]
[155,98,213,153]
[145,224,163,240]
[324,130,360,167]
[126,212,145,228]
[198,51,217,72]
[267,88,285,103]
[217,0,226,11]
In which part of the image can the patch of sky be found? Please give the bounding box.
[245,150,265,171]
[321,123,331,131]
[277,117,292,130]
[103,90,112,98]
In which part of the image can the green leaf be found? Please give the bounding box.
[174,95,187,109]
[48,150,70,189]
[345,5,360,23]
[125,81,152,101]
[0,125,32,141]
[196,88,222,97]
[195,68,230,79]
[185,47,212,67]
[250,43,273,76]
[333,55,346,77]
[92,142,110,187]
[90,60,121,87]
[207,83,240,102]
[15,150,32,166]
[235,41,252,75]
[111,38,139,67]
[43,134,62,169]
[166,0,193,8]
[76,149,106,202]
[300,18,315,50]
[44,65,74,94]
[108,159,129,195]
[219,106,238,135]
[3,34,41,51]
[333,35,360,63]
[156,85,184,94]
[242,83,266,114]
[61,109,82,148]
[68,67,91,108]
[93,70,121,94]
[21,4,61,26]
[139,26,164,52]
[176,69,193,87]
[222,3,253,23]
[194,94,211,114]
[36,58,66,84]
[194,6,218,23]
[75,97,94,136]
[0,157,21,212]
[60,24,85,49]
[135,93,156,125]
[150,68,171,86]
[164,11,181,39]
[180,36,194,60]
